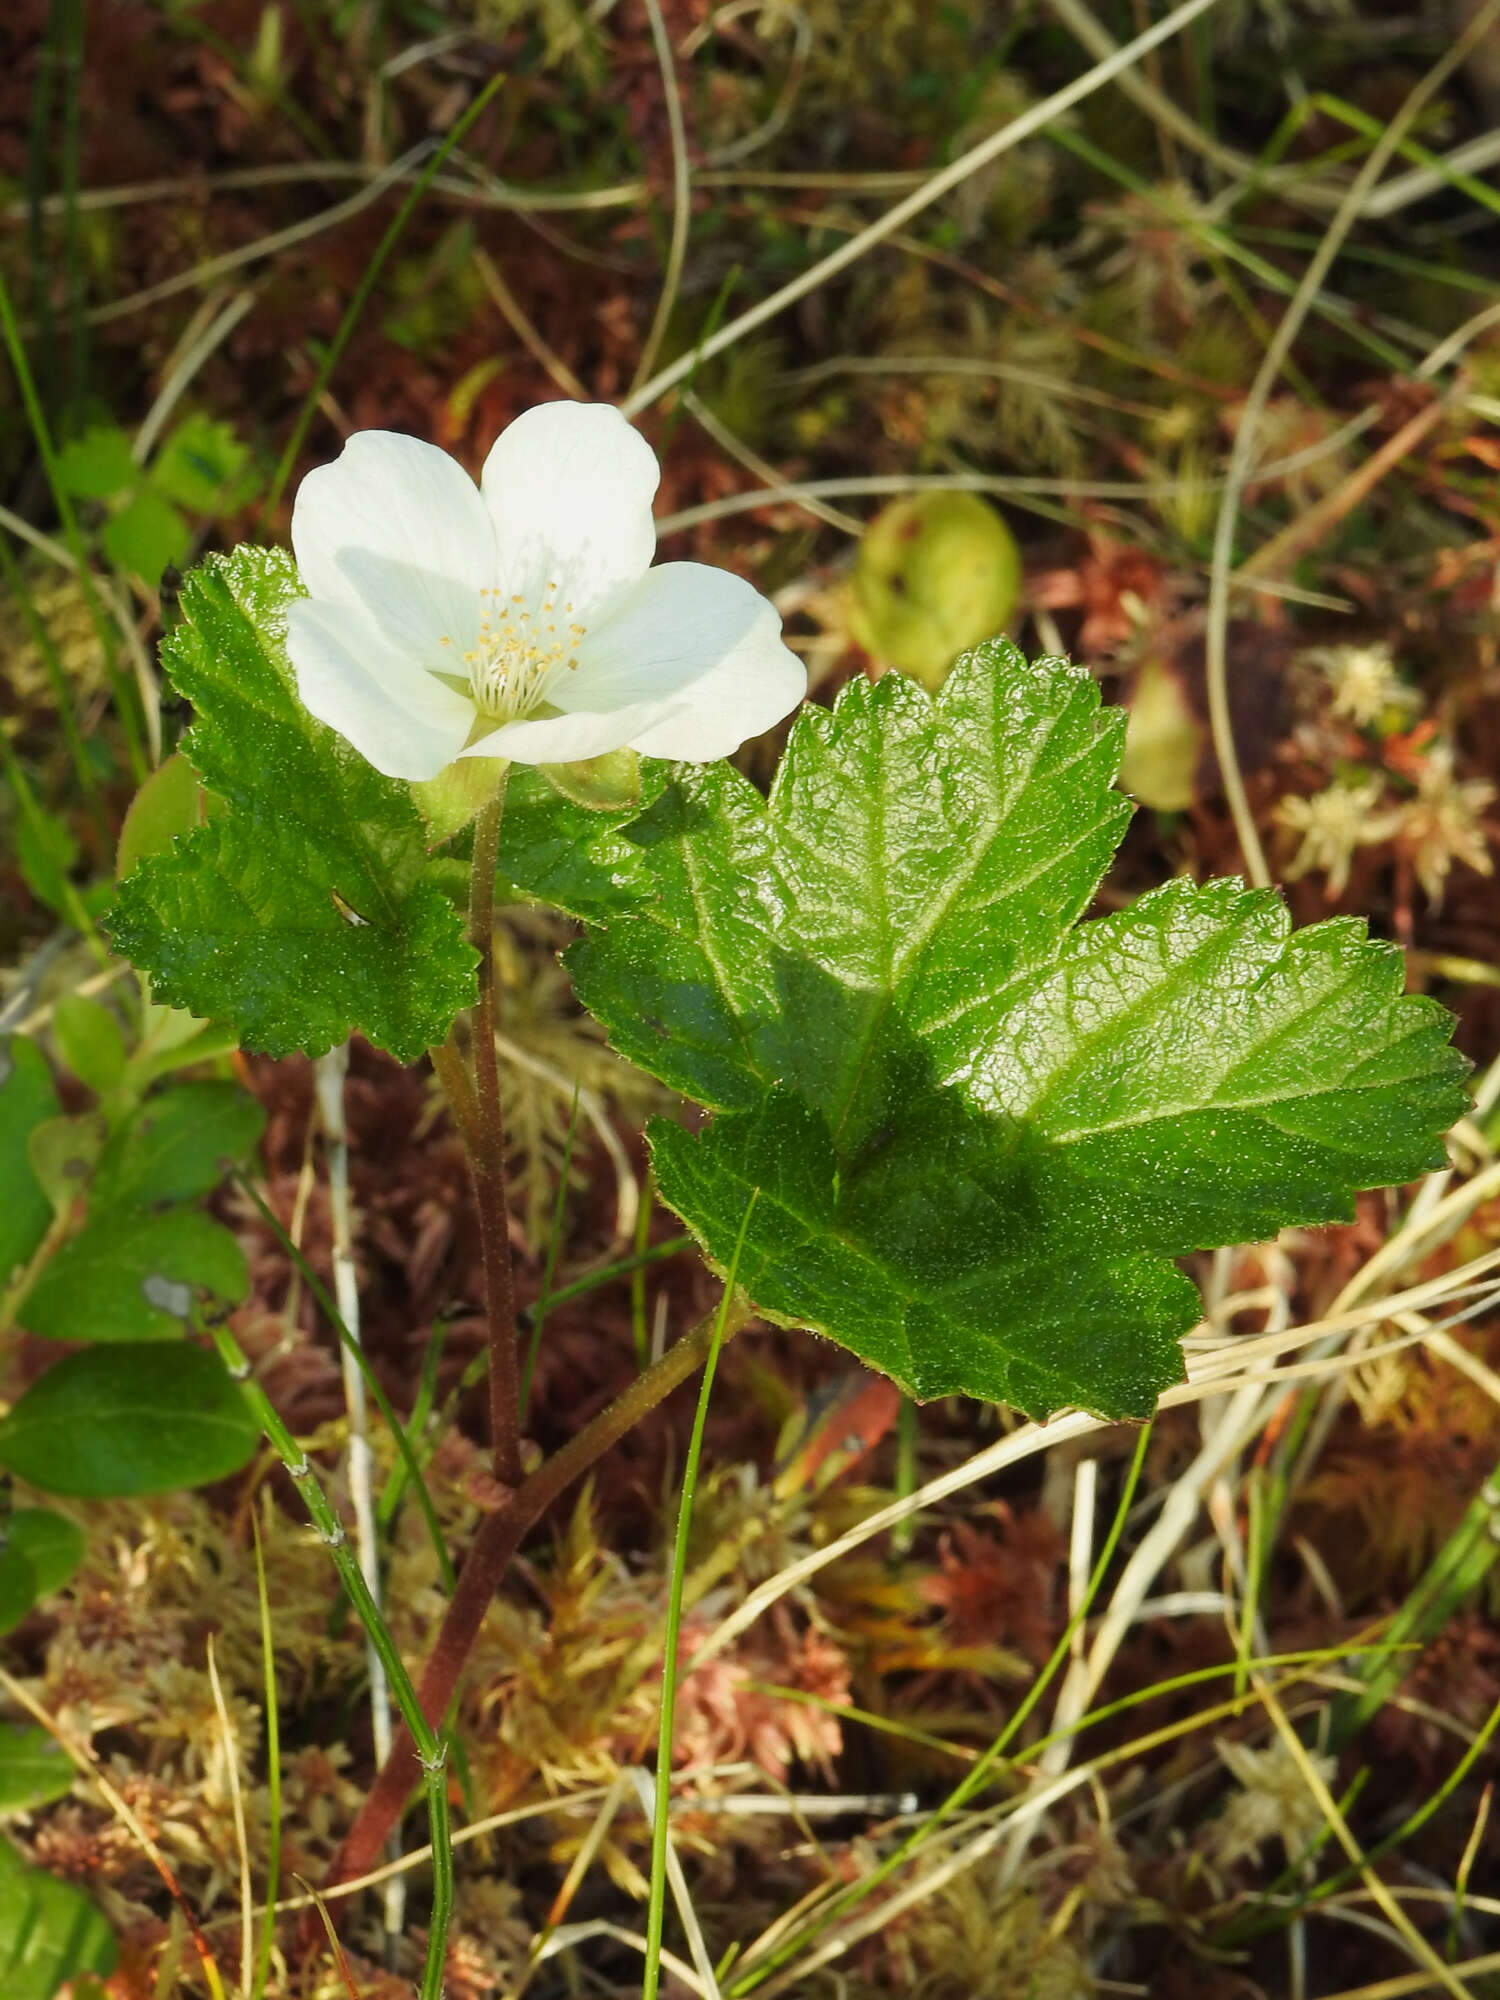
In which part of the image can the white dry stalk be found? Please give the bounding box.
[311,1043,402,1945]
[6,156,650,225]
[1052,0,1500,224]
[536,1921,710,1996]
[684,388,863,534]
[999,1380,1269,1884]
[75,149,430,333]
[651,417,1370,534]
[513,1770,634,2000]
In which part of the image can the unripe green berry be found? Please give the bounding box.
[849,491,1022,692]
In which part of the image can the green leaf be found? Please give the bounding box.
[102,489,190,580]
[51,994,127,1098]
[116,752,203,882]
[0,1726,74,1811]
[107,547,477,1060]
[0,1837,115,1997]
[0,1345,259,1497]
[149,412,258,513]
[19,1207,248,1343]
[497,760,663,923]
[563,642,1469,1419]
[26,1116,107,1221]
[55,424,137,500]
[0,1040,59,1293]
[0,1512,87,1637]
[13,809,78,920]
[92,1081,265,1209]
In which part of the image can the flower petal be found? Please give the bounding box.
[285,597,474,781]
[291,431,494,659]
[481,403,658,625]
[555,562,806,759]
[461,698,688,765]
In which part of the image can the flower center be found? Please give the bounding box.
[457,581,585,720]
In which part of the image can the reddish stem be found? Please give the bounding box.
[317,1298,751,1908]
[465,782,523,1494]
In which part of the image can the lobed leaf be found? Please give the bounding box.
[108,547,476,1060]
[91,1081,265,1210]
[542,642,1469,1419]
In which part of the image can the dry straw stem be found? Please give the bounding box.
[1207,0,1500,889]
[1257,1675,1471,2000]
[313,1043,402,1947]
[617,0,1225,420]
[204,1635,253,2000]
[133,287,257,464]
[630,0,693,397]
[686,1248,1500,1676]
[474,247,588,400]
[684,387,864,533]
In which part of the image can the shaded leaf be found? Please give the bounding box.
[150,413,257,513]
[0,1040,59,1293]
[19,1207,248,1343]
[116,753,203,882]
[54,425,136,501]
[27,1116,109,1220]
[102,489,189,581]
[497,760,663,923]
[107,547,476,1060]
[0,1837,114,1997]
[0,1512,87,1637]
[91,1081,265,1210]
[0,1727,74,1812]
[0,1345,260,1497]
[51,995,126,1098]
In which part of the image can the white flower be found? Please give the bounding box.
[285,402,806,781]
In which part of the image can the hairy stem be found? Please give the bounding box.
[321,1295,753,1902]
[465,779,523,1493]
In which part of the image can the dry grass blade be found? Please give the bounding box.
[205,1636,253,2000]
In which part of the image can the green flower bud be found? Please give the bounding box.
[540,748,642,813]
[409,756,508,845]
